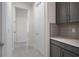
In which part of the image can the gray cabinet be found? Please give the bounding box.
[50,39,79,57]
[56,2,68,24]
[50,44,61,57]
[56,2,79,24]
[70,2,79,22]
[62,49,78,57]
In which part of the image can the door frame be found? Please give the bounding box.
[12,5,29,50]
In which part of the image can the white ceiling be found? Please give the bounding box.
[13,2,35,6]
[22,2,35,6]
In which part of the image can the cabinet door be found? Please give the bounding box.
[50,44,62,57]
[56,2,68,24]
[62,49,78,57]
[70,2,79,22]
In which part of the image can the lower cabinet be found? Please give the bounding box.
[62,49,78,57]
[50,39,79,57]
[50,44,61,57]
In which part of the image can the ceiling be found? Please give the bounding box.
[23,2,35,5]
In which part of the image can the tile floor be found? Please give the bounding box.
[12,42,43,57]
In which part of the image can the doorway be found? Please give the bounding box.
[12,6,43,57]
[14,7,29,48]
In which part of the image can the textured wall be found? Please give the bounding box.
[50,23,79,39]
[50,23,59,37]
[58,23,79,39]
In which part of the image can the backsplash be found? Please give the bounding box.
[58,23,79,39]
[50,23,59,37]
[50,23,79,39]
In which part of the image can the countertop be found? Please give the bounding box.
[50,37,79,48]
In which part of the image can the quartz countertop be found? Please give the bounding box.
[50,37,79,48]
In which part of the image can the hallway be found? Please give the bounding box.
[1,2,49,57]
[12,43,43,57]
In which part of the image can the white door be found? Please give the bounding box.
[34,2,45,56]
[14,7,28,45]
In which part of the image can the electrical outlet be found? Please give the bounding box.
[72,28,76,33]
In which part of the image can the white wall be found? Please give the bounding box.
[2,2,13,57]
[33,2,56,57]
[33,2,50,57]
[34,3,45,56]
[0,2,2,56]
[16,8,28,43]
[44,2,56,56]
[27,5,35,46]
[47,2,56,23]
[2,2,7,56]
[45,2,56,56]
[0,2,2,42]
[2,2,34,57]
